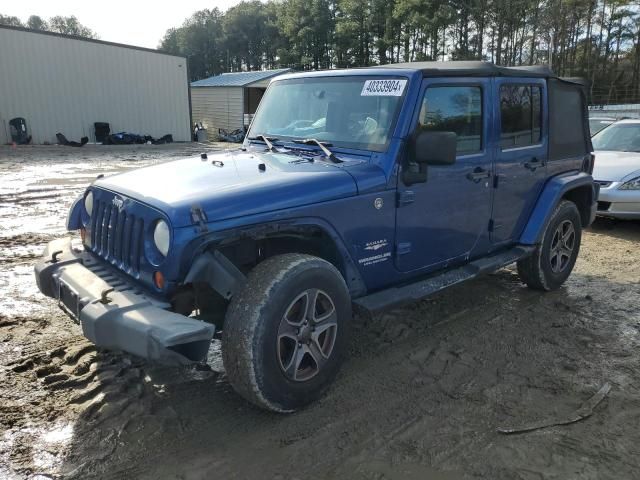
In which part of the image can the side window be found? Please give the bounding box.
[500,84,542,149]
[418,86,482,155]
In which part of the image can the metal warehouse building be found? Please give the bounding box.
[0,25,191,145]
[190,68,291,136]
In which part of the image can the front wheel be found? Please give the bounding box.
[222,254,351,412]
[517,200,582,291]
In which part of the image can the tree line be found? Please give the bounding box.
[0,14,97,39]
[159,0,640,105]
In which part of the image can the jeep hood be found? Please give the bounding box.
[94,150,361,227]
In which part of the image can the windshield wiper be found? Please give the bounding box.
[248,135,278,152]
[292,138,341,163]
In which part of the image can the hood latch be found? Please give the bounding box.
[190,204,209,232]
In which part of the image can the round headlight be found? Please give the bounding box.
[153,220,170,257]
[84,191,93,216]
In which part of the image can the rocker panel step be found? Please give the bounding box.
[353,245,534,314]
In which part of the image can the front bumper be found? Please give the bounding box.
[596,182,640,219]
[34,237,215,365]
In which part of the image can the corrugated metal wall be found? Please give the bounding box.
[0,27,190,144]
[191,87,244,135]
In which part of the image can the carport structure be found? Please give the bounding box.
[190,68,291,137]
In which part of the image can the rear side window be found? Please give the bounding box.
[500,85,542,149]
[418,86,482,155]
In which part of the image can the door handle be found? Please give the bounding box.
[524,157,546,171]
[466,167,491,183]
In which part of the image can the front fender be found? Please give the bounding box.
[178,217,367,297]
[520,171,597,245]
[66,196,83,231]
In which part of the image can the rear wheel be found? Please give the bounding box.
[222,254,351,412]
[517,200,582,291]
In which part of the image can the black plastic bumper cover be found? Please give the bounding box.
[34,238,215,366]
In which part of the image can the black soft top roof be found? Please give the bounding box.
[375,61,592,160]
[376,61,555,78]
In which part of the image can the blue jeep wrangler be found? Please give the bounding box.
[35,61,597,412]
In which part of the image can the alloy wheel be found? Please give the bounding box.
[277,288,338,382]
[549,219,575,273]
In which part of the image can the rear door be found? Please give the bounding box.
[394,78,493,273]
[491,78,548,244]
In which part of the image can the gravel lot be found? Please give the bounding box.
[1,144,639,480]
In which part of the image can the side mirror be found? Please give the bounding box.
[413,131,457,166]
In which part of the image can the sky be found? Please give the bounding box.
[3,0,243,49]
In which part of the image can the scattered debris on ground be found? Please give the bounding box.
[497,382,612,434]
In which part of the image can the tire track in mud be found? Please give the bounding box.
[2,330,156,478]
[91,266,640,480]
[2,143,640,480]
[1,144,233,479]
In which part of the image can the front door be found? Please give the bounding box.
[490,78,548,244]
[395,78,493,273]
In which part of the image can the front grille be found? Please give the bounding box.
[597,201,611,211]
[595,180,612,188]
[90,199,144,275]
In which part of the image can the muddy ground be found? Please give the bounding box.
[1,144,639,480]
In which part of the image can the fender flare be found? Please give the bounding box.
[184,217,367,297]
[519,172,597,245]
[66,196,83,231]
[184,250,247,300]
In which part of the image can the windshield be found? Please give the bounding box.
[592,123,640,152]
[248,76,408,152]
[589,118,614,136]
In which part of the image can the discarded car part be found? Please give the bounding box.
[94,122,110,143]
[497,383,611,434]
[9,117,31,144]
[103,132,173,145]
[218,127,246,143]
[56,132,89,147]
[196,128,208,142]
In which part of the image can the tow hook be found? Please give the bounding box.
[100,288,115,305]
[50,250,64,263]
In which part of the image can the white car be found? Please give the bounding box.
[589,116,616,136]
[592,120,640,219]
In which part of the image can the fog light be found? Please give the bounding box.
[153,271,165,290]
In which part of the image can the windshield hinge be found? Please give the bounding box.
[190,204,208,232]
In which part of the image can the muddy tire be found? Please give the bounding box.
[222,254,351,412]
[517,200,582,291]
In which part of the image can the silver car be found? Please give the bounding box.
[592,119,640,219]
[589,116,616,136]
